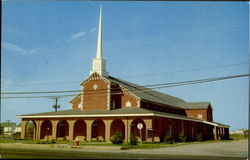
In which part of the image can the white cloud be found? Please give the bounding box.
[27,48,39,54]
[2,42,39,55]
[71,31,86,39]
[90,27,96,33]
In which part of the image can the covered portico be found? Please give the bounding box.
[17,108,155,142]
[17,107,229,142]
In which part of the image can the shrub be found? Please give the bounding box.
[164,132,174,144]
[244,130,248,137]
[51,139,56,144]
[196,133,203,141]
[178,132,187,142]
[130,133,138,145]
[13,132,21,139]
[111,132,123,145]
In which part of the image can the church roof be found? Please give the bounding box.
[105,76,210,110]
[17,107,228,128]
[179,102,211,109]
[106,76,185,109]
[16,107,203,123]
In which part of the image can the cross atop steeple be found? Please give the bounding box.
[90,5,108,76]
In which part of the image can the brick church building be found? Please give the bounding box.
[17,7,229,142]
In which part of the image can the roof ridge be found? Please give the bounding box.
[108,76,186,106]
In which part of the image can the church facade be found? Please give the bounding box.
[17,7,229,142]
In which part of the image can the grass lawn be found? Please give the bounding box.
[0,134,248,150]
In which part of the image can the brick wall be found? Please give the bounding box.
[185,109,208,121]
[83,77,109,111]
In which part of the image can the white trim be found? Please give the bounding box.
[154,113,202,123]
[16,112,201,123]
[16,113,154,119]
[121,87,140,101]
[137,100,140,108]
[202,120,230,128]
[81,72,110,86]
[16,112,229,128]
[107,83,111,110]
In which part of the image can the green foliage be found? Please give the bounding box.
[37,140,56,144]
[51,139,56,144]
[0,122,15,127]
[243,130,248,137]
[111,132,124,145]
[230,133,248,140]
[196,133,204,141]
[26,124,34,139]
[120,144,136,150]
[0,125,3,134]
[178,132,187,142]
[130,133,138,145]
[164,132,174,144]
[13,132,21,139]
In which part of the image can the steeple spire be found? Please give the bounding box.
[96,5,102,59]
[90,5,108,76]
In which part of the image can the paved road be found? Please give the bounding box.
[126,139,248,158]
[0,139,248,159]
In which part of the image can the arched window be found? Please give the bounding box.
[126,101,131,107]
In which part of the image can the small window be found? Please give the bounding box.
[197,114,203,119]
[112,100,116,109]
[191,127,194,138]
[126,101,131,107]
[169,124,172,136]
[147,128,154,138]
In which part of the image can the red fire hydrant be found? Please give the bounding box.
[76,139,80,146]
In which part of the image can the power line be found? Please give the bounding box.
[119,62,248,79]
[1,73,249,99]
[2,62,248,87]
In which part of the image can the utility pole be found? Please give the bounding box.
[52,97,60,112]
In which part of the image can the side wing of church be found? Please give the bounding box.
[17,6,229,142]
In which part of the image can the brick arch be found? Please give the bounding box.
[25,120,37,140]
[40,120,52,139]
[57,120,69,139]
[91,119,105,140]
[131,118,146,141]
[73,119,86,140]
[110,119,125,139]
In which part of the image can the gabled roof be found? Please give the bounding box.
[75,73,211,110]
[106,76,186,110]
[178,102,211,109]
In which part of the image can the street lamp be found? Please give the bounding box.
[47,127,50,142]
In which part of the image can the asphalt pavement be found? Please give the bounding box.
[0,139,248,159]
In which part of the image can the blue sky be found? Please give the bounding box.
[2,1,249,131]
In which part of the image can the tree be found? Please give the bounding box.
[26,122,34,139]
[243,129,248,137]
[0,125,3,134]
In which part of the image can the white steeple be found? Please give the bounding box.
[96,5,102,59]
[90,5,108,76]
